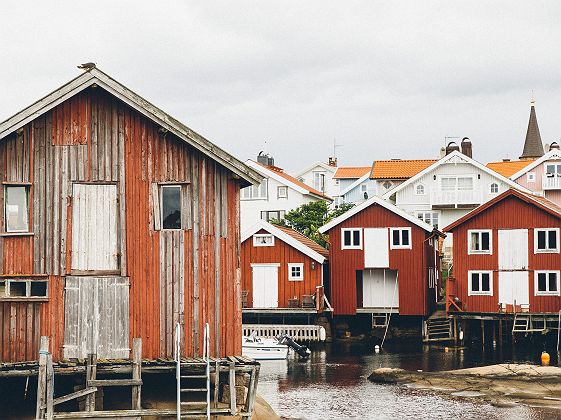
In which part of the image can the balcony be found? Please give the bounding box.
[430,188,482,209]
[542,175,561,190]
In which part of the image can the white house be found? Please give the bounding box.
[295,158,339,199]
[332,166,373,206]
[382,150,533,252]
[241,158,333,230]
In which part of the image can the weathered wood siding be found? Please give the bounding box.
[325,203,434,316]
[448,195,561,313]
[241,229,322,308]
[0,87,243,362]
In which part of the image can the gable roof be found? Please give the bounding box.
[241,220,327,263]
[509,149,561,180]
[443,188,561,232]
[294,162,337,178]
[333,166,371,179]
[318,194,441,234]
[370,159,437,179]
[0,67,261,186]
[520,101,544,159]
[246,160,333,200]
[339,173,370,196]
[381,150,532,200]
[486,159,535,178]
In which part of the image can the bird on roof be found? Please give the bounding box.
[77,62,96,71]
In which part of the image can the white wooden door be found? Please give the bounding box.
[363,269,399,308]
[498,229,528,270]
[364,228,389,268]
[498,272,529,306]
[63,276,129,359]
[72,184,119,272]
[252,265,279,308]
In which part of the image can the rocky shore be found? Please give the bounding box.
[368,363,561,409]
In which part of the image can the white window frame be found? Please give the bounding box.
[253,234,275,247]
[416,211,439,229]
[288,263,304,281]
[360,183,367,192]
[240,179,268,200]
[390,227,412,250]
[534,228,560,254]
[489,183,499,194]
[415,183,425,195]
[468,229,492,255]
[4,185,30,233]
[277,186,288,198]
[160,184,182,231]
[545,163,561,177]
[313,171,326,192]
[468,270,493,296]
[439,175,476,192]
[527,172,535,183]
[341,228,362,250]
[534,271,560,296]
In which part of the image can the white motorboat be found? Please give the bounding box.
[242,333,289,360]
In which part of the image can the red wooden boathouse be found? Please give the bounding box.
[444,189,561,315]
[318,196,442,317]
[0,67,261,363]
[240,220,328,313]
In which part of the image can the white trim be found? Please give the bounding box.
[288,263,304,281]
[534,271,560,296]
[341,228,362,250]
[250,263,281,267]
[242,220,326,264]
[489,182,499,194]
[527,172,536,183]
[339,173,370,196]
[389,227,412,249]
[534,228,560,254]
[414,183,426,195]
[510,150,561,180]
[294,162,337,178]
[253,234,275,247]
[319,194,437,234]
[277,185,288,199]
[381,150,532,200]
[0,68,262,186]
[4,185,30,233]
[468,270,493,296]
[468,229,493,255]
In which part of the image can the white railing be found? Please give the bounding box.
[243,324,326,342]
[542,176,561,190]
[430,188,482,207]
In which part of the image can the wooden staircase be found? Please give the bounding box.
[512,313,548,334]
[424,309,452,342]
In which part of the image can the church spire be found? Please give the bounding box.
[519,99,544,160]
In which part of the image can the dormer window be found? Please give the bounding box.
[415,184,425,195]
[253,234,274,247]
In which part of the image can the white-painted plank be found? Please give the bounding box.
[364,228,389,268]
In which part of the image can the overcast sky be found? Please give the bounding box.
[2,1,561,173]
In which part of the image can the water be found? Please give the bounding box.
[258,341,561,419]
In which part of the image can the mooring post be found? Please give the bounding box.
[36,336,50,419]
[131,338,142,410]
[46,353,54,420]
[481,319,485,350]
[498,316,503,347]
[86,354,97,411]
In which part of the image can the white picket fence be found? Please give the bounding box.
[243,324,326,342]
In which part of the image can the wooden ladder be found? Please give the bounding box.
[512,313,530,333]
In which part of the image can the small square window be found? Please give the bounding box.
[468,271,493,296]
[288,263,304,281]
[535,271,560,296]
[253,234,274,247]
[341,228,362,249]
[9,281,27,297]
[535,229,559,253]
[277,186,288,198]
[30,281,48,297]
[390,228,411,249]
[161,185,182,230]
[527,173,535,183]
[5,185,30,233]
[469,230,492,254]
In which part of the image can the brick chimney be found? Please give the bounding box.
[328,157,337,167]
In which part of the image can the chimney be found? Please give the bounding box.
[550,142,560,151]
[461,137,472,158]
[328,157,337,167]
[257,151,274,166]
[502,158,511,162]
[445,141,460,155]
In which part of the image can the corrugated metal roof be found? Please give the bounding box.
[333,166,371,179]
[275,225,329,259]
[486,160,535,178]
[370,159,437,179]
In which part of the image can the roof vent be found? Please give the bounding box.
[445,141,460,155]
[460,137,472,158]
[502,158,511,162]
[550,142,560,151]
[257,151,274,167]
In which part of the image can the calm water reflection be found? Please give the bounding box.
[258,341,560,419]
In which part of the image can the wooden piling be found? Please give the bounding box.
[131,338,142,410]
[46,354,54,420]
[86,354,97,411]
[36,336,50,419]
[481,319,485,349]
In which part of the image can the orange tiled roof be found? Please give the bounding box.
[333,166,371,179]
[486,160,535,178]
[275,225,329,259]
[256,162,329,198]
[370,159,437,179]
